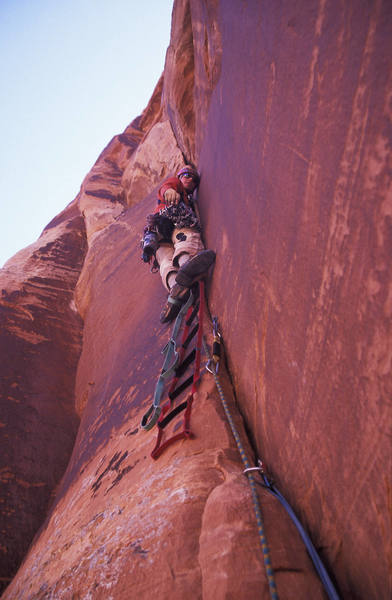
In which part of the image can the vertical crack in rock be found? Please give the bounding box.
[163,0,196,161]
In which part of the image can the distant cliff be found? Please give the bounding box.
[1,1,391,598]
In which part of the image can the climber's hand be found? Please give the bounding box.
[142,247,154,263]
[164,189,181,206]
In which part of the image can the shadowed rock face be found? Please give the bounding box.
[0,205,87,589]
[1,0,391,598]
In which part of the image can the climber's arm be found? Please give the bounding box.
[158,177,185,207]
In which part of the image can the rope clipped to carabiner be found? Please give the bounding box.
[202,321,279,600]
[206,316,221,374]
[205,318,340,600]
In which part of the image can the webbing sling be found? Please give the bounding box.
[151,280,205,459]
[140,290,195,430]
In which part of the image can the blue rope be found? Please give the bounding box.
[256,473,340,600]
[202,337,279,600]
[203,333,340,600]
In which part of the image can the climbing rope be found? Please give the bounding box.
[204,319,341,600]
[202,334,279,600]
[251,461,340,600]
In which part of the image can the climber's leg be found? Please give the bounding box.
[171,228,215,288]
[171,228,205,268]
[155,242,188,324]
[157,229,214,324]
[156,244,177,292]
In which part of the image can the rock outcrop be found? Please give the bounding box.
[0,203,87,589]
[1,1,391,598]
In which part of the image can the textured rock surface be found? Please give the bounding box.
[198,2,392,598]
[0,91,154,593]
[0,203,87,590]
[3,198,324,599]
[122,120,184,208]
[1,0,391,598]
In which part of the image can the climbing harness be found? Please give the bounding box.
[203,319,340,600]
[247,461,340,600]
[202,325,279,600]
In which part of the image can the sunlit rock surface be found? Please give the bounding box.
[1,0,391,598]
[3,198,324,599]
[199,3,392,598]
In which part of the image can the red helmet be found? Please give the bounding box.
[177,165,200,185]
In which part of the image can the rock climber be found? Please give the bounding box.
[141,165,215,323]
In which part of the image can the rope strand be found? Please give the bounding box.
[204,327,340,600]
[202,337,279,600]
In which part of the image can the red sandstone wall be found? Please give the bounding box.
[0,203,87,590]
[198,2,392,598]
[4,192,324,599]
[1,1,391,598]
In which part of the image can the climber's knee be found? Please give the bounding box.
[172,228,204,266]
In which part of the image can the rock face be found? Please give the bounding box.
[2,200,325,599]
[0,203,87,589]
[1,1,391,599]
[199,3,392,599]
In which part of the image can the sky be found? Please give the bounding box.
[0,0,173,267]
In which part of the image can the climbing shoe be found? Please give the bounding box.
[175,250,216,287]
[160,283,190,324]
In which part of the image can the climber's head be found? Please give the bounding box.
[177,165,200,193]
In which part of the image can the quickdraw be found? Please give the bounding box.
[206,316,221,374]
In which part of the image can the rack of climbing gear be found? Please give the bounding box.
[141,280,205,459]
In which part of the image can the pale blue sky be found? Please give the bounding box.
[0,0,173,266]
